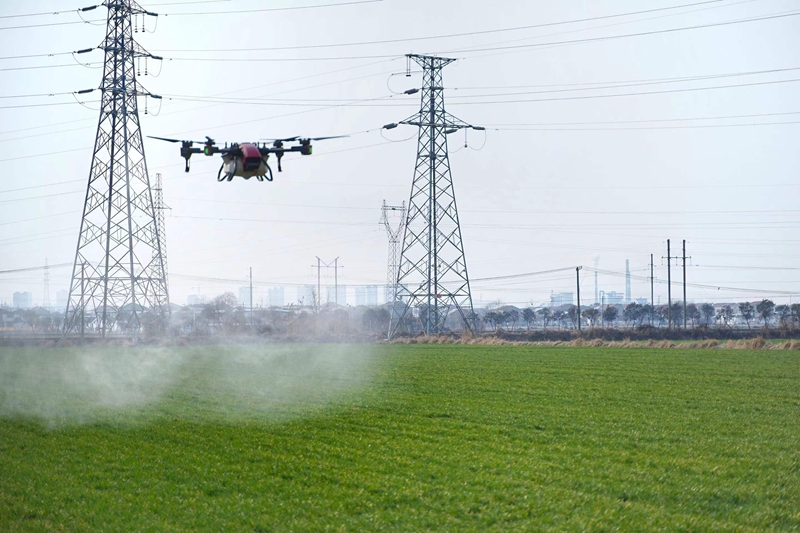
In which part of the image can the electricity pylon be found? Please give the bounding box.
[383,54,484,338]
[64,0,168,338]
[153,172,170,288]
[380,200,406,304]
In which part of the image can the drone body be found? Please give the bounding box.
[219,142,277,182]
[149,135,343,182]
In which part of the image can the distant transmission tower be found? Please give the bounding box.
[43,258,50,311]
[384,54,484,337]
[153,172,170,287]
[625,259,631,303]
[64,1,168,338]
[380,200,406,304]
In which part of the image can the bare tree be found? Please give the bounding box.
[623,303,642,327]
[566,306,579,330]
[792,304,800,328]
[506,309,520,331]
[775,305,790,328]
[581,308,600,328]
[538,308,552,330]
[756,299,775,329]
[602,306,618,327]
[686,304,701,328]
[700,303,715,326]
[738,302,755,329]
[717,305,734,329]
[522,308,536,331]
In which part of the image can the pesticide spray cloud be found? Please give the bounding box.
[0,344,375,426]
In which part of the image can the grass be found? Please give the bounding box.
[1,344,799,532]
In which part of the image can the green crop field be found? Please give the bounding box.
[1,344,798,532]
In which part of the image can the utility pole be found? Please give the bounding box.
[43,258,50,311]
[650,254,655,326]
[667,240,671,329]
[334,257,340,306]
[662,240,680,330]
[312,257,344,309]
[576,266,582,333]
[384,54,484,337]
[249,267,253,326]
[63,1,168,338]
[682,240,691,329]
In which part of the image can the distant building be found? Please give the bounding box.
[187,294,205,306]
[297,285,316,307]
[268,287,284,307]
[550,292,574,307]
[355,286,379,307]
[635,298,648,306]
[12,292,33,309]
[605,291,624,305]
[325,285,347,306]
[56,290,69,311]
[239,286,254,308]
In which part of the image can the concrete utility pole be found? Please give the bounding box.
[249,267,253,326]
[682,240,689,329]
[312,257,344,309]
[576,266,582,333]
[650,253,655,326]
[667,240,672,329]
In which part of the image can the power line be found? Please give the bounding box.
[0,211,79,226]
[449,77,800,106]
[154,0,726,52]
[0,179,85,194]
[0,63,93,72]
[448,66,800,99]
[0,263,71,275]
[0,20,102,31]
[444,11,800,56]
[483,110,800,127]
[0,190,84,205]
[159,0,383,16]
[0,0,383,29]
[0,100,101,110]
[0,52,76,61]
[491,120,800,131]
[586,267,800,296]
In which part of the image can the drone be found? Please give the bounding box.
[148,135,347,182]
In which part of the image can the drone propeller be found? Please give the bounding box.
[303,135,350,141]
[148,135,184,144]
[148,135,206,145]
[259,136,301,143]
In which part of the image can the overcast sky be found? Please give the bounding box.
[1,0,799,308]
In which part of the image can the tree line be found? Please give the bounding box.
[481,300,800,332]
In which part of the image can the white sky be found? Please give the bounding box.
[1,0,799,308]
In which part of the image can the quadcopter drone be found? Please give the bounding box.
[148,135,346,182]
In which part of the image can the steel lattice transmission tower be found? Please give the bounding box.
[385,54,484,337]
[380,200,406,304]
[64,1,168,338]
[153,172,170,287]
